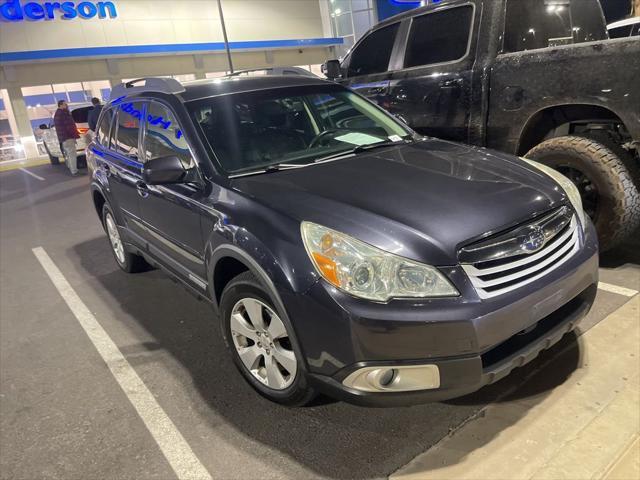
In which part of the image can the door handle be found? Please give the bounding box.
[439,78,463,89]
[136,181,150,198]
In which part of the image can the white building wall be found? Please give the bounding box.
[0,0,325,53]
[0,0,340,158]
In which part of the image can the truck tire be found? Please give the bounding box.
[526,136,640,251]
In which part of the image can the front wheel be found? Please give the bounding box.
[526,136,640,251]
[220,271,316,406]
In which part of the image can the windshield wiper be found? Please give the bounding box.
[352,140,407,153]
[228,162,310,178]
[314,139,411,165]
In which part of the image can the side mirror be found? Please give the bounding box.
[142,156,188,185]
[321,59,342,80]
[39,124,49,130]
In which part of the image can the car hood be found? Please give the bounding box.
[230,139,567,265]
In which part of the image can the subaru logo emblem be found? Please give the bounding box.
[521,227,545,252]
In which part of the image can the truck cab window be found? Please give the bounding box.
[569,0,608,43]
[503,0,607,53]
[504,0,571,52]
[347,23,399,77]
[404,6,473,68]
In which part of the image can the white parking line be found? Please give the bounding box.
[19,168,45,181]
[598,281,638,297]
[32,247,212,480]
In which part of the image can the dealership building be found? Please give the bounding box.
[0,0,428,160]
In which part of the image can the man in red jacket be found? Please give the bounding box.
[53,100,80,176]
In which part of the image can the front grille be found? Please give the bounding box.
[461,208,580,299]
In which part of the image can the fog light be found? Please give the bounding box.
[379,368,396,386]
[364,368,397,389]
[343,364,440,393]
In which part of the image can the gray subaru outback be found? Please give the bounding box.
[88,76,598,406]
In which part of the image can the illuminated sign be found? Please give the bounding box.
[0,1,117,21]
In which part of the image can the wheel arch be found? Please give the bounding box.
[208,245,291,315]
[517,104,629,156]
[91,185,107,220]
[208,244,311,371]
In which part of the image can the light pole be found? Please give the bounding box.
[217,0,234,73]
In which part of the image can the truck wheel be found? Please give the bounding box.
[526,136,640,251]
[43,142,60,165]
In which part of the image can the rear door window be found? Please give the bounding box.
[347,23,400,77]
[114,101,144,158]
[403,6,474,68]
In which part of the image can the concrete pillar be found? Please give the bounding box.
[5,87,39,159]
[1,89,20,144]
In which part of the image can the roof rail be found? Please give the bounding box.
[226,66,318,78]
[110,77,186,100]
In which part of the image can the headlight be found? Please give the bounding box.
[301,222,459,301]
[521,158,586,227]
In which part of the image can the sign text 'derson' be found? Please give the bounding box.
[0,0,117,21]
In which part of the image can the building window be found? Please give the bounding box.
[20,81,110,155]
[329,0,377,57]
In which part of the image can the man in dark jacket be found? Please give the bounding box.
[53,100,80,176]
[87,97,103,133]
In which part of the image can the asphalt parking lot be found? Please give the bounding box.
[1,164,638,480]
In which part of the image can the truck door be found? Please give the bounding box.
[339,22,402,106]
[385,4,477,143]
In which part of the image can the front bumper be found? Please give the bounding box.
[283,219,599,406]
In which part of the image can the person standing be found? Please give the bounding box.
[87,97,103,133]
[53,100,80,176]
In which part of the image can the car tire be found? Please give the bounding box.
[219,271,316,406]
[101,203,149,273]
[526,136,640,251]
[43,142,60,165]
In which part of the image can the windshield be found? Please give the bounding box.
[187,85,411,174]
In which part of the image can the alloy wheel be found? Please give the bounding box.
[105,213,125,264]
[230,298,297,390]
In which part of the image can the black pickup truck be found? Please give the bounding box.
[323,0,640,250]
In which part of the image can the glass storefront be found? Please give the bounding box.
[329,0,377,57]
[21,81,111,155]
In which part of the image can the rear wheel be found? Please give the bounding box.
[101,203,149,273]
[526,136,640,251]
[220,271,316,406]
